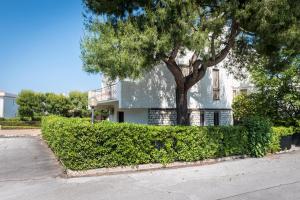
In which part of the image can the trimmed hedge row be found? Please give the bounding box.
[42,116,295,170]
[0,120,40,127]
[42,116,249,170]
[269,126,295,153]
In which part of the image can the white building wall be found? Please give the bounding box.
[0,97,4,118]
[3,96,18,118]
[0,92,18,118]
[119,63,233,109]
[123,109,148,124]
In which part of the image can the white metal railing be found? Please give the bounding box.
[89,84,117,103]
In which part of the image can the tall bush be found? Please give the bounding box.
[242,116,272,157]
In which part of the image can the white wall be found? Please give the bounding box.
[0,97,4,118]
[123,109,148,124]
[119,63,234,109]
[3,96,18,118]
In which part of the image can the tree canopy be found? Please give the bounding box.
[16,90,90,120]
[81,0,300,125]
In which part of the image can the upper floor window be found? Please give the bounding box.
[212,69,220,100]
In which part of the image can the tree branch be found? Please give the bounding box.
[163,58,184,86]
[170,44,180,60]
[203,19,240,67]
[186,64,207,89]
[185,19,240,89]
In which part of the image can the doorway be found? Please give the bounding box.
[118,111,124,123]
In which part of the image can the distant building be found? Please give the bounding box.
[0,91,18,118]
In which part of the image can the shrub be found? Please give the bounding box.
[242,116,272,157]
[0,120,40,127]
[42,116,248,170]
[269,126,295,153]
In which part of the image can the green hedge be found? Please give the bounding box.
[241,116,272,157]
[0,119,40,127]
[42,116,249,170]
[269,126,295,153]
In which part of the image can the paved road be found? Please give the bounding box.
[0,136,300,200]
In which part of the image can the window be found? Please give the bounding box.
[214,112,219,126]
[118,112,124,123]
[212,69,220,100]
[200,111,205,126]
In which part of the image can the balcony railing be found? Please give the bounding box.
[89,84,117,103]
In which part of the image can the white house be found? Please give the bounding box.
[0,91,18,118]
[88,60,251,126]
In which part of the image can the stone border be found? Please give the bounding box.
[66,146,300,178]
[66,155,248,178]
[0,129,41,137]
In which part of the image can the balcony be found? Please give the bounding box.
[88,84,118,106]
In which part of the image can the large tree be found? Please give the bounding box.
[81,0,299,125]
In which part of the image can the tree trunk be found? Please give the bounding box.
[176,86,189,125]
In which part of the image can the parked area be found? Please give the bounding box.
[0,131,300,200]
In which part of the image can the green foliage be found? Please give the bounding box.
[242,116,272,157]
[42,116,248,170]
[0,118,41,130]
[16,90,44,120]
[68,91,89,117]
[16,90,90,119]
[269,126,295,153]
[232,94,259,121]
[233,61,300,126]
[250,60,300,126]
[82,0,299,79]
[82,0,299,125]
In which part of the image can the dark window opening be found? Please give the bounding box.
[118,111,124,123]
[200,111,205,126]
[214,112,220,126]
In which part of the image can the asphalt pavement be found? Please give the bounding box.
[0,135,299,200]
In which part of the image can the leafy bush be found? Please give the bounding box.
[42,116,249,170]
[0,120,40,127]
[269,126,295,153]
[242,116,272,157]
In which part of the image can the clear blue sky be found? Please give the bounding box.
[0,0,100,94]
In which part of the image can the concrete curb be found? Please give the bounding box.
[0,129,41,137]
[66,155,248,178]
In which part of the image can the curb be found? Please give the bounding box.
[66,155,248,178]
[0,129,41,137]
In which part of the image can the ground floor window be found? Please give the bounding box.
[214,112,220,126]
[118,111,124,123]
[200,111,205,126]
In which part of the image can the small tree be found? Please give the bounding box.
[69,91,89,117]
[233,58,300,126]
[81,0,299,125]
[16,90,44,120]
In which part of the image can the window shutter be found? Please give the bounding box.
[212,69,220,100]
